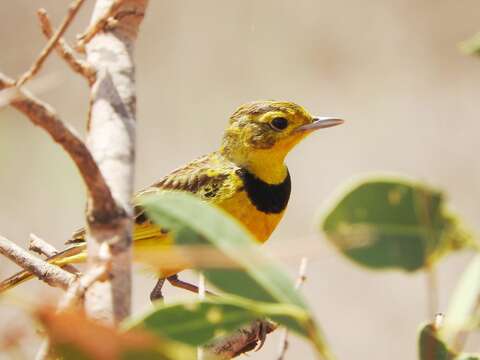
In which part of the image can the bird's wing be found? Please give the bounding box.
[67,153,241,244]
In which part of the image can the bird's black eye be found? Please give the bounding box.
[270,117,289,131]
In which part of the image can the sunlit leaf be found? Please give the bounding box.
[321,177,473,271]
[140,191,335,360]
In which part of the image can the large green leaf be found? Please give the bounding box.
[321,177,472,271]
[124,295,306,346]
[442,255,480,342]
[140,191,335,360]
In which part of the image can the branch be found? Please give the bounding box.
[83,0,148,325]
[16,0,87,87]
[58,265,108,311]
[36,9,96,85]
[0,235,75,291]
[0,74,117,220]
[28,233,80,275]
[76,0,123,52]
[204,320,277,359]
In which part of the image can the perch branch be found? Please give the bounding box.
[0,73,117,220]
[204,320,277,359]
[36,9,96,84]
[277,257,309,360]
[16,0,87,87]
[0,235,75,290]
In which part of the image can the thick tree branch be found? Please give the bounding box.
[0,235,75,291]
[83,0,148,324]
[16,0,87,87]
[36,9,96,85]
[0,74,117,220]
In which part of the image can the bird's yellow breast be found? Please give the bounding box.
[219,190,285,243]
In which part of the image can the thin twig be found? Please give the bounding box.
[76,0,123,52]
[16,0,87,86]
[28,233,60,257]
[58,265,108,310]
[0,73,118,220]
[28,233,80,275]
[34,339,50,360]
[0,235,75,290]
[277,257,309,360]
[36,9,96,84]
[427,265,438,319]
[198,273,206,360]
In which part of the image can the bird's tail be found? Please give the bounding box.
[0,244,86,293]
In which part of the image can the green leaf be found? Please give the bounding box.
[419,323,456,360]
[442,254,480,342]
[457,355,480,360]
[124,295,306,346]
[320,177,473,272]
[141,192,304,306]
[459,33,480,56]
[140,191,336,360]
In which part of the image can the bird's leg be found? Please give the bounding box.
[166,274,215,296]
[150,278,165,302]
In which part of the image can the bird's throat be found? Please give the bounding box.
[236,168,291,214]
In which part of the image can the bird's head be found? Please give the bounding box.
[220,100,343,182]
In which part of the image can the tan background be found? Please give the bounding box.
[1,0,480,359]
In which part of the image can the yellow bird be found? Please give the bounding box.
[0,100,343,299]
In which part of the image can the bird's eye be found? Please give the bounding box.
[270,117,289,131]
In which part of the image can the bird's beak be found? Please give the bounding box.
[295,117,344,133]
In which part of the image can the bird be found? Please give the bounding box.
[0,100,343,300]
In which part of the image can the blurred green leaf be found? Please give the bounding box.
[442,254,480,342]
[140,191,336,360]
[460,33,480,56]
[321,177,473,271]
[124,295,306,346]
[419,324,456,360]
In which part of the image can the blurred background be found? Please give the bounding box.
[1,0,480,359]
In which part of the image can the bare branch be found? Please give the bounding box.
[28,233,80,275]
[36,9,96,85]
[0,235,75,290]
[0,73,117,220]
[29,233,60,257]
[58,265,108,311]
[277,257,309,360]
[76,0,123,52]
[16,0,87,87]
[204,320,277,359]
